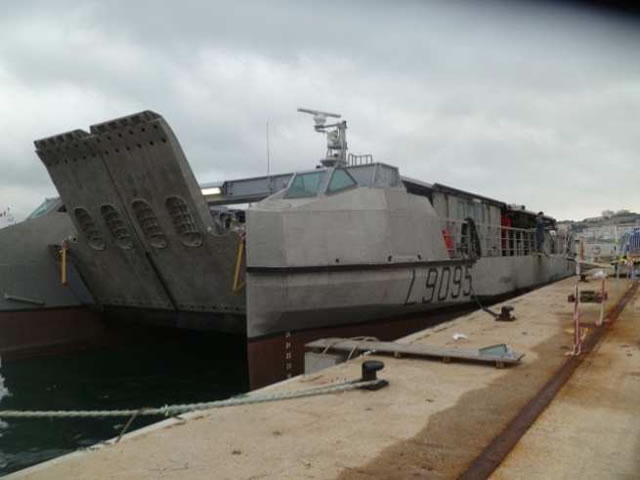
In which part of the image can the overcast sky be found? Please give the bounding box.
[0,0,638,221]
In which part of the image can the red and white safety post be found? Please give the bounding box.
[568,283,583,356]
[597,276,606,326]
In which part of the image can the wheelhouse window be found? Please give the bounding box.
[327,168,357,194]
[27,200,52,219]
[284,171,325,199]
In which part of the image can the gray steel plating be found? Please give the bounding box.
[6,110,573,343]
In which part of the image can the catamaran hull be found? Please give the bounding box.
[471,255,575,297]
[245,255,574,338]
[246,260,474,338]
[26,110,577,388]
[246,302,476,388]
[0,211,107,359]
[244,254,574,387]
[101,306,245,334]
[0,307,107,361]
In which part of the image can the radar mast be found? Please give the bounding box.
[297,108,347,167]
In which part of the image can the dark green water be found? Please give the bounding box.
[0,332,248,476]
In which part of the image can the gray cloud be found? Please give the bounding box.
[1,0,639,221]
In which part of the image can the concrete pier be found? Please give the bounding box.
[6,276,640,479]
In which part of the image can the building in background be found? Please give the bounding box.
[0,207,15,229]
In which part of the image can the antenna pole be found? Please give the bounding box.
[266,121,271,177]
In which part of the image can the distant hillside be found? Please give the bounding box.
[558,210,640,234]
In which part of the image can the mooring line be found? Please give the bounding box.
[0,378,382,420]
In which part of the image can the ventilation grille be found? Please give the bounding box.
[74,207,106,250]
[100,204,134,249]
[132,199,168,249]
[165,196,203,247]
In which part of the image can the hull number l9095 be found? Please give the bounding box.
[404,264,472,305]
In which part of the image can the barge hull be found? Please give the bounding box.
[247,302,474,388]
[0,307,107,362]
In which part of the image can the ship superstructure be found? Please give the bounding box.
[1,109,574,386]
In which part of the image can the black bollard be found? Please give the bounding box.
[359,360,389,390]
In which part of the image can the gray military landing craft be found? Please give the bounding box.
[1,109,574,387]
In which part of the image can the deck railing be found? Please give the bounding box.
[347,154,373,166]
[440,218,571,259]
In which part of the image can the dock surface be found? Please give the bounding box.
[7,276,640,479]
[492,282,640,479]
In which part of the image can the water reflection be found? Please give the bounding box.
[0,362,10,470]
[0,331,247,476]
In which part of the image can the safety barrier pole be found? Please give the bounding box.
[616,257,621,296]
[568,283,582,356]
[576,239,584,277]
[597,276,606,327]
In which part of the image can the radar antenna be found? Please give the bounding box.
[298,108,347,167]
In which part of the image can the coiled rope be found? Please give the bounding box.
[0,378,380,419]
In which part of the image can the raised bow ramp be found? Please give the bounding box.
[35,111,245,332]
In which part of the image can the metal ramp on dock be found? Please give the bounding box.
[306,337,524,369]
